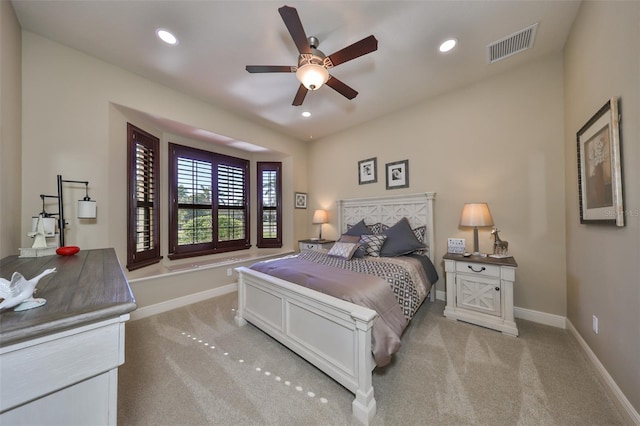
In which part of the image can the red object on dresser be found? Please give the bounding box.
[56,246,80,256]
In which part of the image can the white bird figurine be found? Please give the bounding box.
[0,268,56,311]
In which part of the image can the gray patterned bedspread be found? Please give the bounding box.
[249,251,436,367]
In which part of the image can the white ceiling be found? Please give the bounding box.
[11,0,581,143]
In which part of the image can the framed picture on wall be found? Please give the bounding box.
[358,157,377,185]
[385,160,409,190]
[576,97,624,226]
[294,192,307,209]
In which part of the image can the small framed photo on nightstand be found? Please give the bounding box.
[447,238,466,254]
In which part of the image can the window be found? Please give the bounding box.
[168,143,250,259]
[126,124,161,271]
[257,162,282,248]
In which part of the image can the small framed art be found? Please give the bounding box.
[358,157,377,185]
[385,160,409,190]
[294,192,307,209]
[577,97,624,226]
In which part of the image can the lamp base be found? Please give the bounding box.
[473,227,480,254]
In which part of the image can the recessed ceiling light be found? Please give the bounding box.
[439,38,457,53]
[301,111,311,118]
[156,29,178,45]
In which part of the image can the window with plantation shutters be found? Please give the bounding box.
[126,124,161,271]
[169,143,250,259]
[257,162,282,248]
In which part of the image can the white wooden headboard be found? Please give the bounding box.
[336,192,436,262]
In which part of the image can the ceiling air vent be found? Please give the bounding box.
[486,23,538,64]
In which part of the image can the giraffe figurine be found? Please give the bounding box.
[491,227,509,256]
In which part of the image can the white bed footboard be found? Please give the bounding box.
[234,266,378,424]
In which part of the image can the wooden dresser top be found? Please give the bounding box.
[0,248,136,347]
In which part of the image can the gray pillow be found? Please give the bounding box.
[380,217,426,257]
[345,219,369,236]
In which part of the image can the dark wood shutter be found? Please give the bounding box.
[126,123,161,271]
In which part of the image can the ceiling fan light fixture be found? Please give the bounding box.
[296,63,329,91]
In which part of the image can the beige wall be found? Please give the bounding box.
[564,1,640,413]
[308,54,567,315]
[20,32,307,306]
[10,2,639,415]
[0,0,22,257]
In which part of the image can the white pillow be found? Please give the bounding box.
[327,242,359,260]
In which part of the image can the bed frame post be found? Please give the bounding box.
[352,314,376,425]
[234,274,247,327]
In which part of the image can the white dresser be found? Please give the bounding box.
[0,249,136,425]
[443,253,518,336]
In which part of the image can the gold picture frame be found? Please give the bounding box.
[577,97,624,226]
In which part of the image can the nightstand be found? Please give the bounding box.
[443,253,518,336]
[298,239,335,252]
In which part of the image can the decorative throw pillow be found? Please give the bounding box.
[411,226,428,256]
[380,217,426,257]
[352,245,367,258]
[339,234,365,257]
[345,219,369,236]
[338,234,360,244]
[367,222,389,234]
[328,242,359,260]
[412,226,426,242]
[358,234,387,257]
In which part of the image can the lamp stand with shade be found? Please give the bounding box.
[20,175,97,258]
[312,209,328,240]
[459,202,494,255]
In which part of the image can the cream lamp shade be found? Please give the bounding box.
[312,209,328,224]
[459,203,494,254]
[312,209,328,240]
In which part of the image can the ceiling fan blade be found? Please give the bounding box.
[292,84,308,106]
[325,75,358,100]
[327,35,378,67]
[246,65,295,73]
[278,6,311,54]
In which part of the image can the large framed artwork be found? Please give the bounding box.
[385,160,409,190]
[577,97,624,226]
[358,157,377,185]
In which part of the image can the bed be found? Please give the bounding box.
[234,192,436,424]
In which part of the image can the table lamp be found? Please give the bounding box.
[459,203,494,254]
[312,209,328,240]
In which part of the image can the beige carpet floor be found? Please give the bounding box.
[118,292,625,425]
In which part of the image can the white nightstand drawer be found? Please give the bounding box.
[300,242,322,251]
[456,261,500,278]
[298,240,335,252]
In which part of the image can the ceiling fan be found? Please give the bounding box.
[246,5,378,106]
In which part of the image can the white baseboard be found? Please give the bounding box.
[130,283,237,321]
[567,320,640,425]
[514,306,567,329]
